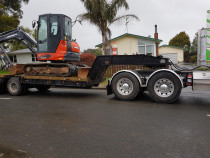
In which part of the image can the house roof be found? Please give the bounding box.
[159,45,184,50]
[95,33,162,48]
[8,48,37,54]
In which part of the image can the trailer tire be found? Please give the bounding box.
[111,72,140,101]
[7,77,23,96]
[36,85,51,92]
[148,72,182,103]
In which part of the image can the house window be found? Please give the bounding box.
[138,44,155,56]
[31,54,37,62]
[138,46,146,54]
[9,55,17,63]
[146,45,154,56]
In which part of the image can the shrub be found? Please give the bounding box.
[189,55,197,63]
[197,67,210,71]
[80,53,96,66]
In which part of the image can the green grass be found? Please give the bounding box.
[197,67,210,71]
[0,70,10,75]
[101,78,110,84]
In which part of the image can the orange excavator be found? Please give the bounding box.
[0,14,81,76]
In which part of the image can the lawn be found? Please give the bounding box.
[101,78,110,84]
[0,70,10,75]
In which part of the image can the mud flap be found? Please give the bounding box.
[106,80,113,95]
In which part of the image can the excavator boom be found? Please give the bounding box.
[0,28,37,68]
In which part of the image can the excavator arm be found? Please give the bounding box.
[0,44,12,68]
[0,28,37,68]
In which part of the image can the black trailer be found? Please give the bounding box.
[2,54,210,104]
[1,54,186,103]
[1,27,187,104]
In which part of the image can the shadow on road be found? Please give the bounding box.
[0,145,28,158]
[26,88,103,99]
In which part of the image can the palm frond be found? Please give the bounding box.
[110,14,140,26]
[111,0,129,10]
[78,13,100,26]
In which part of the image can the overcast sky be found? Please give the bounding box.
[20,0,210,51]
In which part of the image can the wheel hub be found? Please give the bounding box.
[154,78,174,98]
[122,83,129,90]
[160,84,168,91]
[117,78,134,96]
[10,83,18,92]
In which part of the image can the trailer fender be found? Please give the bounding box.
[110,70,142,86]
[146,69,184,87]
[107,70,143,95]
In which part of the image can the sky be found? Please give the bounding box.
[20,0,210,51]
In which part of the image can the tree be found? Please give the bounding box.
[0,0,29,33]
[79,0,139,55]
[185,32,198,63]
[169,31,191,50]
[169,31,191,63]
[191,32,198,55]
[83,48,103,56]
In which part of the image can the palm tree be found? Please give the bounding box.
[79,0,139,55]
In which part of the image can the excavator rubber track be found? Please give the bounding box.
[23,63,78,77]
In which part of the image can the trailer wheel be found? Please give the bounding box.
[148,72,182,103]
[111,72,140,101]
[7,77,23,96]
[36,85,51,92]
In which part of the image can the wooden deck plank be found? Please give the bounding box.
[22,75,90,82]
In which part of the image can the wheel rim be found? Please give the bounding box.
[10,82,18,92]
[117,78,133,96]
[154,78,174,98]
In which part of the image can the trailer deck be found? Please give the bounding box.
[0,55,170,87]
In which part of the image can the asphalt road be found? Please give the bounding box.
[0,87,210,158]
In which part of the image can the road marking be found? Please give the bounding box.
[207,114,210,117]
[0,98,11,100]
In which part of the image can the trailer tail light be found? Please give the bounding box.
[187,74,193,86]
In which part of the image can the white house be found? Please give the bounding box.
[159,45,184,64]
[96,33,162,56]
[0,48,38,67]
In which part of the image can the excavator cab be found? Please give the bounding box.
[36,14,80,62]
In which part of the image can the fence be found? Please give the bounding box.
[104,65,143,78]
[74,61,167,79]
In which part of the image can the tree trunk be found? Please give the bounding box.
[102,33,108,55]
[102,32,113,55]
